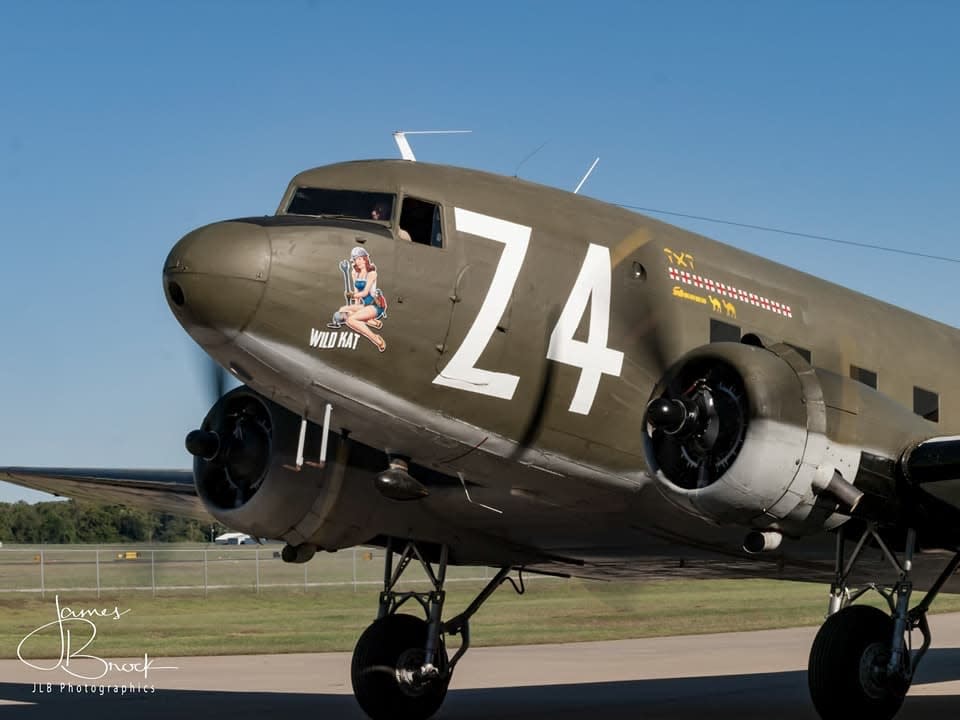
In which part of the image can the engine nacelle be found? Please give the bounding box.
[192,387,368,546]
[643,342,904,537]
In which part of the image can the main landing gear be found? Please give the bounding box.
[808,524,960,720]
[351,539,524,720]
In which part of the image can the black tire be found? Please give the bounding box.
[808,605,907,720]
[351,613,450,720]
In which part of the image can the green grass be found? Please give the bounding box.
[6,578,960,659]
[5,545,960,660]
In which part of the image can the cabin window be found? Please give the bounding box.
[710,319,740,343]
[914,387,939,422]
[399,197,443,247]
[850,365,878,390]
[286,188,395,220]
[787,344,812,363]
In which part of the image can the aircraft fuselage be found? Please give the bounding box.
[162,159,960,573]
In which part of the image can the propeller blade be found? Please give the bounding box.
[515,298,675,458]
[629,305,672,380]
[513,360,556,458]
[512,309,560,459]
[696,457,712,489]
[209,359,228,405]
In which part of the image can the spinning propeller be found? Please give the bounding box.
[512,297,749,492]
[645,358,748,490]
[185,360,271,508]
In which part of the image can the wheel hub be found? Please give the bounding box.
[859,642,893,700]
[860,641,909,701]
[395,648,439,697]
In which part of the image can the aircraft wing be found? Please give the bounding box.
[0,467,208,521]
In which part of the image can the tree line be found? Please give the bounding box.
[0,500,222,544]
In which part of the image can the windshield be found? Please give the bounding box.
[286,188,395,221]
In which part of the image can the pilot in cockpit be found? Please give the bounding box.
[371,202,411,242]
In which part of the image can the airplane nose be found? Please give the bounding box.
[163,221,271,341]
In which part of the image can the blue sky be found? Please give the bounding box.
[1,2,959,502]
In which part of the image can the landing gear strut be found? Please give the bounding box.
[350,539,523,720]
[808,524,960,720]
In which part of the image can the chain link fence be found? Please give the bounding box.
[0,544,499,598]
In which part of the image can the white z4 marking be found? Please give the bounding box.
[432,208,531,400]
[433,211,624,415]
[547,243,624,414]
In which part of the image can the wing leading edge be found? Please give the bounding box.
[0,468,207,521]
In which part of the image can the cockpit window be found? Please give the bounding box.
[287,188,395,221]
[399,197,443,247]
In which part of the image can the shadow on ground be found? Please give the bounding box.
[3,648,959,720]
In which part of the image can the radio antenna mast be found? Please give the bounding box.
[392,130,472,161]
[514,140,549,177]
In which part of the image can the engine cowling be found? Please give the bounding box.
[643,342,866,537]
[190,387,366,546]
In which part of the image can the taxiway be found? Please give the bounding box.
[3,614,960,718]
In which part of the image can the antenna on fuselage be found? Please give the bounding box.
[392,130,472,161]
[573,156,600,194]
[513,140,549,177]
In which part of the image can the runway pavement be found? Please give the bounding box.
[3,614,960,719]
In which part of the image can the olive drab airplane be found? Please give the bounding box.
[6,157,960,720]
